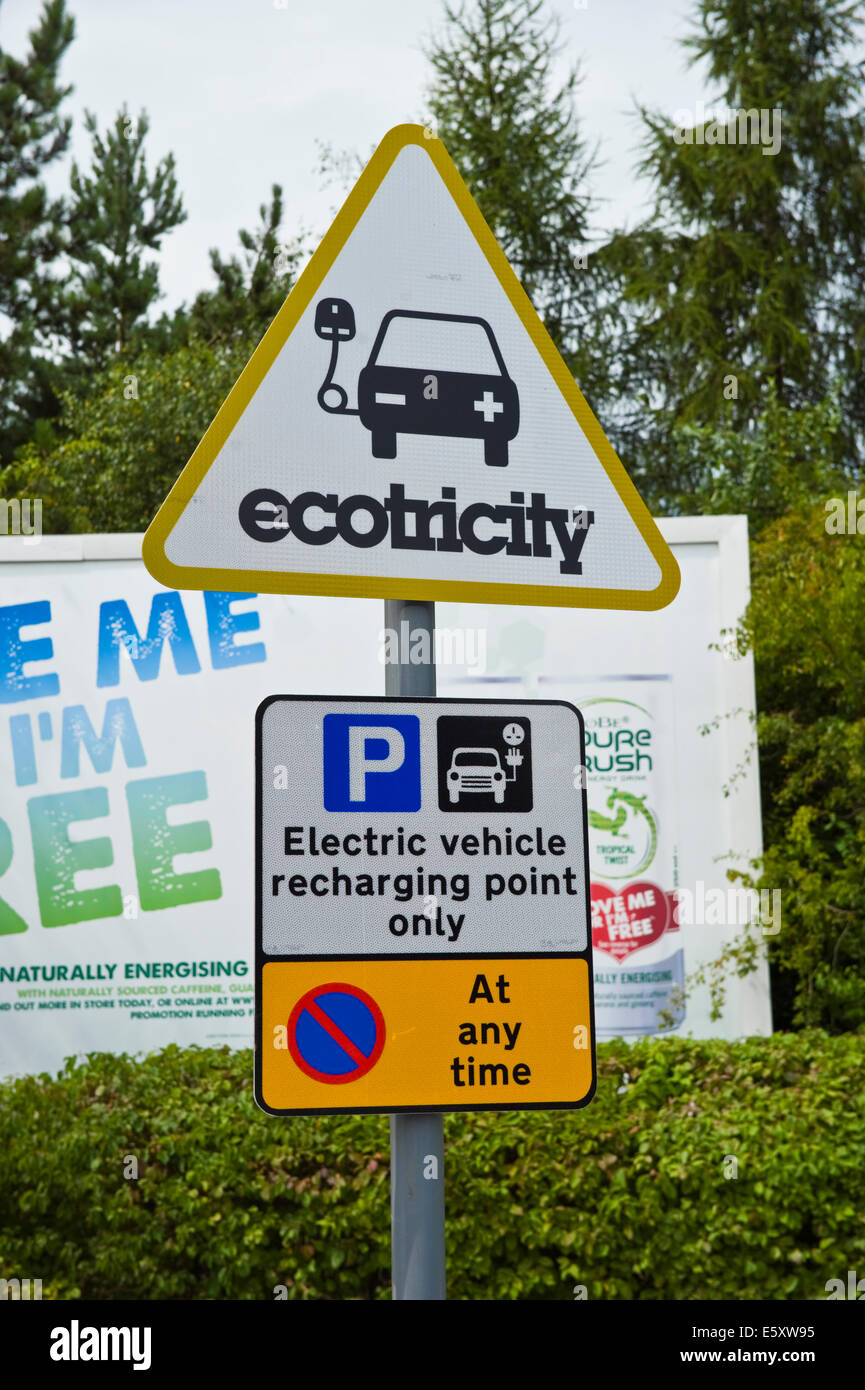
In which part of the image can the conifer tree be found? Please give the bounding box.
[424,0,613,404]
[0,0,74,462]
[606,0,865,505]
[177,185,304,347]
[64,105,186,365]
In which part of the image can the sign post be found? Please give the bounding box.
[145,121,681,1301]
[385,598,445,1301]
[255,688,594,1293]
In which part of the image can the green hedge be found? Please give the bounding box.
[1,1031,863,1300]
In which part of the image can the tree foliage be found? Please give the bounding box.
[0,0,75,462]
[424,0,615,404]
[605,0,865,505]
[64,105,186,365]
[739,502,865,1030]
[7,337,254,533]
[665,386,845,524]
[644,389,861,1031]
[169,185,303,349]
[7,175,303,528]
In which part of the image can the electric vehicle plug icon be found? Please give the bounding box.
[315,298,356,341]
[505,745,524,781]
[315,299,357,412]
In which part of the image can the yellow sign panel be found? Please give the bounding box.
[143,123,679,611]
[257,957,594,1115]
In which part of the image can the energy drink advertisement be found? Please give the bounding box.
[579,678,683,1036]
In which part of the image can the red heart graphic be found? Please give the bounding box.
[591,880,671,962]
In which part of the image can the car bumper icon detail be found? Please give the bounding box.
[447,750,506,804]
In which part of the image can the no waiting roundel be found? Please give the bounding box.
[287,982,385,1084]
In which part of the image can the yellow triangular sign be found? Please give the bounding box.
[143,124,679,611]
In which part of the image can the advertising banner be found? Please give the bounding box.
[1,517,771,1075]
[0,552,380,1077]
[580,678,683,1036]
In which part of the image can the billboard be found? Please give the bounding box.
[0,518,770,1077]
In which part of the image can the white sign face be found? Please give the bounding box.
[257,697,590,957]
[144,125,679,612]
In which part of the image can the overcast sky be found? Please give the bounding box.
[3,0,718,314]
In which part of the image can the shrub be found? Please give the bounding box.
[1,1032,863,1300]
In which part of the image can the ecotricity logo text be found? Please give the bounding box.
[49,1320,152,1371]
[238,484,595,575]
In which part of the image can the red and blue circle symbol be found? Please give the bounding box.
[287,983,386,1085]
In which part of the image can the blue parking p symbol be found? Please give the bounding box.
[323,714,421,811]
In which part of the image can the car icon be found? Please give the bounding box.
[358,310,519,466]
[447,747,507,804]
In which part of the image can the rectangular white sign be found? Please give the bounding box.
[258,696,590,958]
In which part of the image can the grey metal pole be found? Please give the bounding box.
[384,597,446,1301]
